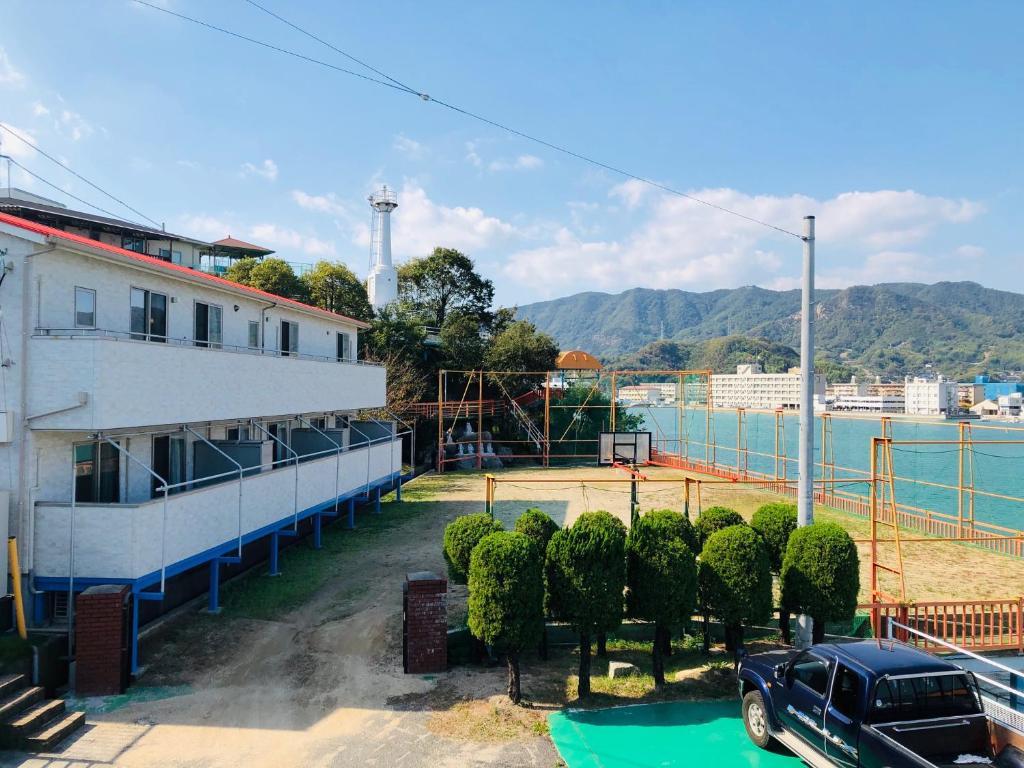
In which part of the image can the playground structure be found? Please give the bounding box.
[426,368,712,471]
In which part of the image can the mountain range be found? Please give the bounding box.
[516,282,1024,380]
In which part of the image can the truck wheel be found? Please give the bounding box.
[742,690,772,749]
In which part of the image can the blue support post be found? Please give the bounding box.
[347,497,356,529]
[374,486,382,514]
[313,513,322,550]
[209,560,221,613]
[269,533,280,576]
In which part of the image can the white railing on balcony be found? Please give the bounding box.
[34,435,403,583]
[27,333,387,430]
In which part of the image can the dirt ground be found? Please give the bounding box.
[7,464,1021,768]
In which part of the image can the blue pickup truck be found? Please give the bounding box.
[738,640,1016,768]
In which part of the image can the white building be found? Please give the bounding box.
[616,382,678,405]
[366,185,399,311]
[711,364,826,410]
[832,394,906,413]
[0,211,402,675]
[904,376,958,415]
[998,392,1023,416]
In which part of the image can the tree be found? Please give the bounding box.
[625,510,698,687]
[514,508,559,557]
[490,306,517,337]
[751,502,799,644]
[780,522,860,643]
[398,247,494,328]
[443,513,504,584]
[483,320,559,373]
[468,531,544,704]
[440,311,486,371]
[645,508,699,555]
[226,257,306,300]
[544,511,626,697]
[695,506,746,549]
[301,261,373,321]
[699,525,772,652]
[363,304,427,363]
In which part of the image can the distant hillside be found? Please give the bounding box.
[611,336,800,374]
[517,282,1024,380]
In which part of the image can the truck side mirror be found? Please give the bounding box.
[774,663,787,681]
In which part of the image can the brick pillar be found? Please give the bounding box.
[75,585,130,696]
[403,571,447,674]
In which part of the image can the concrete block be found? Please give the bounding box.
[608,661,641,679]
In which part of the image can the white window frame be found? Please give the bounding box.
[193,300,224,349]
[281,319,299,357]
[248,320,260,350]
[74,286,96,329]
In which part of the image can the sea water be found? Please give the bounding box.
[638,407,1024,531]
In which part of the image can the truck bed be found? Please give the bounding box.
[870,713,993,768]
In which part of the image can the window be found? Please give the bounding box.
[152,434,186,497]
[226,425,250,441]
[831,665,861,719]
[194,301,223,348]
[336,332,351,362]
[310,417,327,430]
[268,422,290,463]
[73,441,120,503]
[121,235,146,253]
[281,320,298,357]
[790,651,830,696]
[130,287,168,342]
[872,673,981,722]
[159,248,184,265]
[248,321,260,349]
[74,287,96,328]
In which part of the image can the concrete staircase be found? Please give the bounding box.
[0,673,85,752]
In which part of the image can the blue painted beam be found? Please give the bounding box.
[374,486,382,515]
[347,498,356,529]
[208,560,221,614]
[269,533,281,577]
[131,596,140,676]
[313,513,322,550]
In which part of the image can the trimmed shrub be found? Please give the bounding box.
[468,531,544,704]
[750,501,799,644]
[626,510,698,687]
[514,508,559,558]
[699,524,772,650]
[780,522,860,643]
[545,510,627,697]
[695,506,746,549]
[443,513,503,584]
[643,508,699,555]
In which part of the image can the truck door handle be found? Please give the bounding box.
[812,706,822,716]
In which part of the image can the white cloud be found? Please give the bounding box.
[57,108,94,142]
[240,158,278,181]
[176,159,201,170]
[177,214,232,240]
[351,181,518,259]
[502,187,984,299]
[249,223,336,257]
[609,179,655,209]
[291,189,351,218]
[955,244,985,260]
[31,102,49,117]
[0,122,38,162]
[393,134,425,158]
[488,154,544,172]
[0,48,24,87]
[465,141,483,169]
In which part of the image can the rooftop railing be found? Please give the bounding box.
[33,327,382,366]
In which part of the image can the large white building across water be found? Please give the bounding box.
[711,364,826,410]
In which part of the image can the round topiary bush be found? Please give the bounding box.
[468,531,544,704]
[780,522,860,643]
[443,513,504,584]
[699,524,772,650]
[751,502,798,574]
[626,510,697,687]
[514,508,559,558]
[544,510,627,697]
[695,506,746,549]
[642,508,699,555]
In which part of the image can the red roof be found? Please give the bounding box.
[0,212,369,328]
[212,236,274,254]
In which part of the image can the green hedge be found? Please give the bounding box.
[514,508,559,558]
[751,502,798,573]
[699,524,772,627]
[695,506,746,549]
[443,513,504,584]
[780,522,860,623]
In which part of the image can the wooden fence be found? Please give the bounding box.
[860,598,1024,653]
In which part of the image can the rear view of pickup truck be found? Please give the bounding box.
[738,640,1021,768]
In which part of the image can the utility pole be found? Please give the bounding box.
[796,214,815,647]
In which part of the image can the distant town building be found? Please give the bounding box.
[957,383,986,407]
[616,382,678,405]
[831,394,906,413]
[711,364,826,410]
[827,376,869,399]
[974,375,1024,402]
[969,399,1000,416]
[997,392,1023,417]
[904,376,958,415]
[867,376,905,398]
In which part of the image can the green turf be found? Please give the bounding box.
[549,700,799,768]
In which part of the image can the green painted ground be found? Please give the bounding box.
[548,700,800,768]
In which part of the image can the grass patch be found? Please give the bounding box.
[217,499,425,620]
[427,696,549,742]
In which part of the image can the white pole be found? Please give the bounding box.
[796,214,815,648]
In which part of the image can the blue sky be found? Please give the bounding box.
[2,1,1021,307]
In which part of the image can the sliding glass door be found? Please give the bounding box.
[130,287,168,341]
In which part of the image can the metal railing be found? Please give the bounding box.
[32,327,381,366]
[865,599,1024,654]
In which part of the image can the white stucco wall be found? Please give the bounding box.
[33,438,401,581]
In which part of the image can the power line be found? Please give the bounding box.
[132,0,804,240]
[3,156,148,225]
[0,123,160,227]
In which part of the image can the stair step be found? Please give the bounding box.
[23,710,86,752]
[0,675,26,700]
[5,698,65,734]
[0,687,43,720]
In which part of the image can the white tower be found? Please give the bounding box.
[367,185,399,311]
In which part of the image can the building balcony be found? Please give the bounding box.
[33,438,401,584]
[28,330,386,431]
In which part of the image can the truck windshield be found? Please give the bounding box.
[871,672,981,722]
